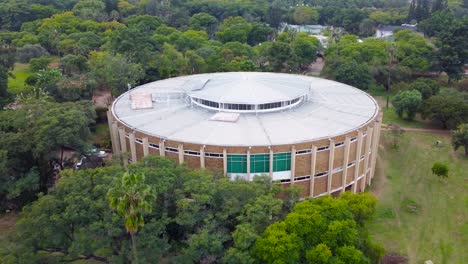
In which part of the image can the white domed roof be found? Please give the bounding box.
[185,72,310,104]
[112,72,379,146]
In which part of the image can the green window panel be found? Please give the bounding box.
[227,154,247,173]
[250,154,270,173]
[273,152,291,172]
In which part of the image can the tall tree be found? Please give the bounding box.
[189,13,218,37]
[322,58,373,90]
[410,0,430,22]
[251,194,382,264]
[292,33,319,69]
[0,99,96,209]
[292,6,319,25]
[408,0,416,22]
[72,0,108,22]
[0,44,15,107]
[435,18,468,82]
[408,78,440,100]
[421,90,468,129]
[107,172,155,263]
[452,124,468,156]
[0,65,8,107]
[431,0,447,13]
[393,30,434,74]
[88,51,144,96]
[215,16,252,43]
[392,90,423,120]
[418,10,454,37]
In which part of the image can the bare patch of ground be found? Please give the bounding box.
[304,58,324,75]
[381,125,451,135]
[382,253,408,264]
[92,88,113,108]
[0,213,18,238]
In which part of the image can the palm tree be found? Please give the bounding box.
[107,172,155,263]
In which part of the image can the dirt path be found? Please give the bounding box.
[381,125,451,135]
[304,58,324,75]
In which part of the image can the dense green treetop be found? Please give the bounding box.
[421,89,468,129]
[292,6,319,25]
[392,89,423,120]
[0,0,466,226]
[0,98,96,209]
[0,156,299,263]
[394,30,434,73]
[252,193,381,264]
[406,78,440,100]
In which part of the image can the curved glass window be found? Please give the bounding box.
[190,95,305,113]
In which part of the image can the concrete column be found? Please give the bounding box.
[159,140,165,157]
[353,131,363,193]
[290,146,296,183]
[223,148,227,177]
[118,128,127,153]
[375,121,382,175]
[246,148,251,181]
[370,119,382,181]
[361,126,374,191]
[200,146,205,169]
[341,137,351,194]
[142,137,149,157]
[309,145,317,198]
[107,112,118,154]
[368,125,378,184]
[111,122,121,155]
[366,126,376,186]
[269,148,274,180]
[118,128,128,166]
[178,144,184,164]
[129,133,137,163]
[327,140,335,193]
[106,110,113,124]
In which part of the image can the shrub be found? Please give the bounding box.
[392,90,422,120]
[431,162,448,178]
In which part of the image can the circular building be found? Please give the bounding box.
[108,72,382,198]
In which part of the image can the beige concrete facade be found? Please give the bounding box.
[108,111,382,199]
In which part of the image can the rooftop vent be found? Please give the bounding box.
[210,112,240,122]
[130,92,153,110]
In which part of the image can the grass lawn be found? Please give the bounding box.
[381,107,429,129]
[369,131,467,264]
[7,63,31,94]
